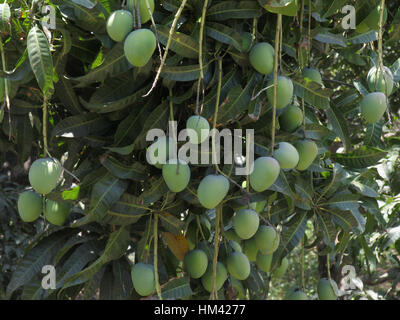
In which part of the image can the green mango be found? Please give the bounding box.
[249,156,280,192]
[360,92,387,123]
[126,0,155,24]
[302,67,323,85]
[273,142,299,169]
[317,278,338,300]
[29,158,62,195]
[256,251,273,273]
[233,208,260,240]
[249,42,274,75]
[124,28,156,67]
[243,237,259,262]
[295,139,318,171]
[201,262,228,292]
[186,115,210,144]
[17,191,42,222]
[367,65,394,96]
[272,257,289,278]
[106,10,134,42]
[184,249,208,279]
[226,252,250,280]
[254,225,279,254]
[162,159,191,192]
[131,263,155,296]
[267,76,294,109]
[44,199,70,226]
[279,104,303,132]
[197,174,229,209]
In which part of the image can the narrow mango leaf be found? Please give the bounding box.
[106,193,151,225]
[71,42,132,86]
[323,193,359,211]
[206,22,243,51]
[317,211,337,247]
[162,232,189,261]
[259,0,299,16]
[320,0,346,18]
[54,75,82,115]
[160,277,193,300]
[159,212,185,235]
[102,156,147,181]
[292,76,332,109]
[104,143,135,155]
[6,230,72,297]
[160,62,213,82]
[207,1,261,21]
[353,80,369,96]
[348,30,378,44]
[140,177,170,205]
[89,173,128,221]
[27,26,54,97]
[218,72,262,122]
[156,25,199,59]
[314,31,347,47]
[332,146,387,169]
[52,114,110,138]
[324,208,362,232]
[364,120,383,147]
[326,105,351,151]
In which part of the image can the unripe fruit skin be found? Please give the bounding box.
[124,29,156,67]
[17,191,42,222]
[249,157,280,192]
[367,66,394,96]
[243,237,259,262]
[302,67,323,85]
[233,209,259,240]
[131,263,155,296]
[106,10,134,42]
[254,225,279,254]
[360,92,387,123]
[295,139,318,171]
[201,262,228,292]
[44,199,70,226]
[226,252,250,280]
[256,251,273,273]
[126,0,155,24]
[286,289,308,300]
[273,142,300,169]
[184,249,208,279]
[147,136,174,168]
[197,174,229,209]
[249,42,274,75]
[225,229,243,243]
[186,115,210,144]
[272,257,289,278]
[162,159,191,192]
[317,278,337,300]
[29,158,62,195]
[267,76,294,109]
[279,105,303,132]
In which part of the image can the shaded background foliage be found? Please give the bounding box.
[0,0,399,300]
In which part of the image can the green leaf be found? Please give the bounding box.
[332,146,387,169]
[71,43,132,86]
[105,193,151,225]
[259,0,299,16]
[54,75,83,115]
[293,76,332,109]
[323,193,359,211]
[80,85,150,113]
[348,30,378,44]
[316,211,337,247]
[6,230,72,297]
[52,114,111,138]
[206,22,243,51]
[102,156,147,181]
[326,105,351,151]
[207,1,261,21]
[161,277,193,300]
[218,72,262,122]
[314,31,347,47]
[156,25,199,59]
[321,0,347,18]
[27,26,54,97]
[324,208,360,232]
[89,173,128,221]
[364,120,383,147]
[161,62,213,82]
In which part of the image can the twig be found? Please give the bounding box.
[153,213,162,300]
[143,0,188,97]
